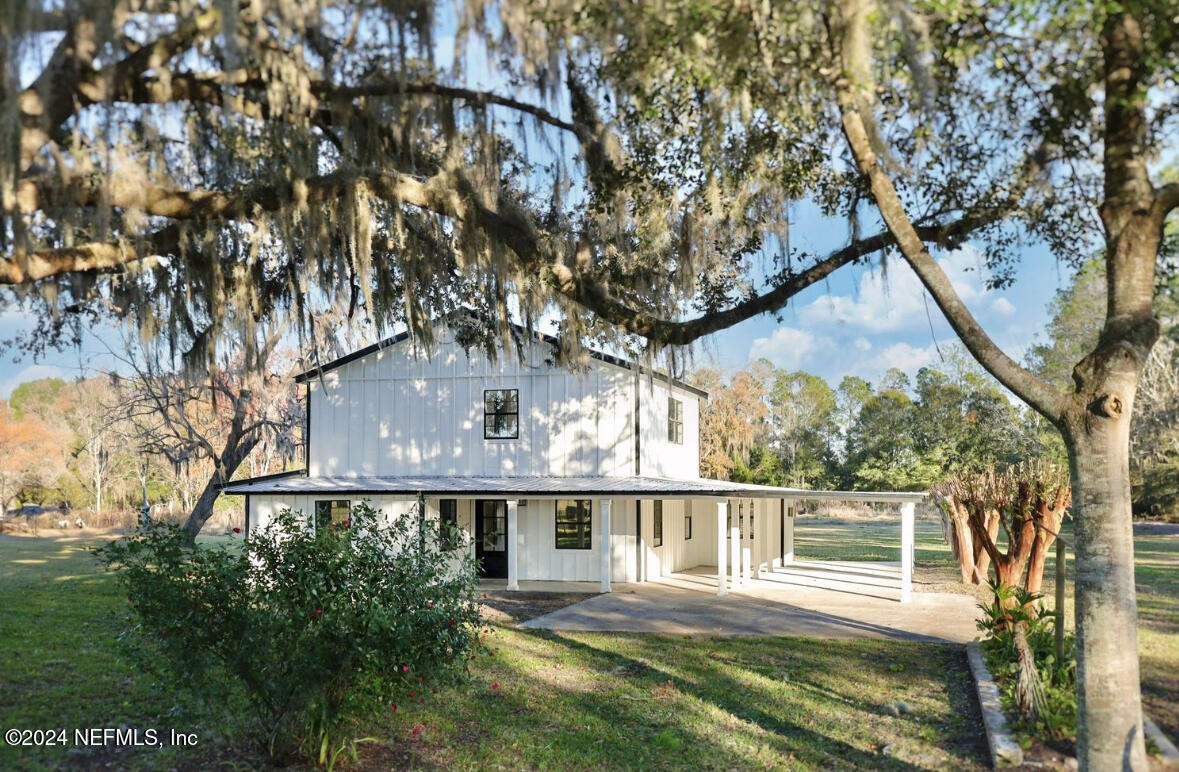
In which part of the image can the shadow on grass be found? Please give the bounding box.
[381,624,989,771]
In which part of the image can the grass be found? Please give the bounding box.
[365,629,987,770]
[0,530,989,770]
[1,518,1174,769]
[795,516,1179,741]
[0,532,246,771]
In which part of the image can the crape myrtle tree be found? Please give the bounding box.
[3,1,1176,766]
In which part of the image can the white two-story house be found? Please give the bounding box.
[224,323,921,597]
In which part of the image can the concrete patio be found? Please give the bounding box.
[518,561,981,643]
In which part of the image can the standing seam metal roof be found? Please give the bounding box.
[221,473,927,502]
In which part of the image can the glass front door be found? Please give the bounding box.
[474,500,508,578]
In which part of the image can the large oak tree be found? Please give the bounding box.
[3,1,1176,767]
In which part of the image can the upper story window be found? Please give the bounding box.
[484,389,519,439]
[667,397,684,444]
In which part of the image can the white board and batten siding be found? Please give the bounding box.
[306,332,701,480]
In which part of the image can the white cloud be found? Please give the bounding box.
[991,297,1016,317]
[0,364,65,399]
[863,342,941,376]
[794,247,993,336]
[853,337,872,352]
[748,327,824,370]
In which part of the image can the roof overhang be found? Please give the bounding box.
[221,473,927,503]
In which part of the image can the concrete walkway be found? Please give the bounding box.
[522,563,981,643]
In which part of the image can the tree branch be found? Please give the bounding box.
[1155,182,1179,218]
[321,80,579,135]
[824,11,1065,423]
[16,8,220,172]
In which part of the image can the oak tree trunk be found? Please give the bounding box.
[1064,407,1147,770]
[180,433,261,543]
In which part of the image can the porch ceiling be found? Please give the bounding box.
[221,473,927,503]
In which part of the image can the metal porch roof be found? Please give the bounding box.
[221,473,927,503]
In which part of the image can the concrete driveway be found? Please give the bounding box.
[521,565,981,643]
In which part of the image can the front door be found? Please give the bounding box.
[475,500,508,578]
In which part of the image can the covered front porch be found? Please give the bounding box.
[225,474,926,603]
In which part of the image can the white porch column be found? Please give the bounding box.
[784,500,795,564]
[730,502,741,587]
[900,501,915,603]
[751,500,761,579]
[638,500,647,583]
[741,501,752,584]
[600,498,612,594]
[716,500,728,597]
[506,499,519,591]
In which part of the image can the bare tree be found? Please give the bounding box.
[64,377,122,515]
[116,328,300,539]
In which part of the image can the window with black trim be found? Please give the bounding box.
[315,499,351,530]
[667,397,684,444]
[653,500,663,547]
[555,499,592,550]
[484,389,519,439]
[440,499,459,551]
[684,514,692,540]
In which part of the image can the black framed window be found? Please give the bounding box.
[667,397,684,444]
[440,499,459,551]
[653,500,663,547]
[484,389,519,439]
[684,514,692,540]
[556,500,592,550]
[315,499,351,530]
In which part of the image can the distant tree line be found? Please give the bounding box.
[693,351,1060,494]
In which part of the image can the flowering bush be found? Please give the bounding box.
[95,501,482,763]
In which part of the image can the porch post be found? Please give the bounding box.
[900,501,915,603]
[784,500,795,564]
[730,502,741,588]
[506,499,519,591]
[755,500,765,578]
[741,501,752,584]
[716,500,728,597]
[600,498,612,594]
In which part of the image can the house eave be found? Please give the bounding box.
[220,474,927,503]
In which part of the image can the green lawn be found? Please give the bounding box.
[794,516,1179,741]
[0,530,989,770]
[1,520,1174,769]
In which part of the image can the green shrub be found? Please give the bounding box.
[95,501,483,763]
[978,583,1077,743]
